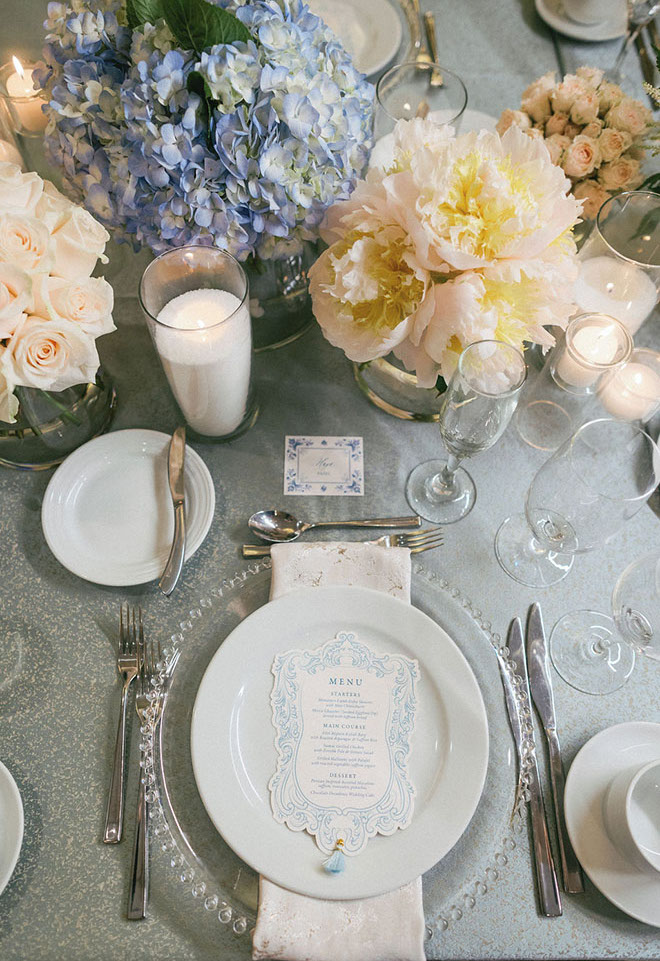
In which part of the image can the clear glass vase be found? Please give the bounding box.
[247,243,318,352]
[353,354,447,421]
[0,368,116,470]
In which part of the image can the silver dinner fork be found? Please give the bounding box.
[103,605,139,844]
[242,527,444,558]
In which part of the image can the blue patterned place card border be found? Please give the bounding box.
[284,435,364,495]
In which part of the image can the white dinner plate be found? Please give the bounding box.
[0,760,23,896]
[307,0,403,76]
[41,429,215,587]
[191,585,489,900]
[564,721,660,926]
[535,0,626,42]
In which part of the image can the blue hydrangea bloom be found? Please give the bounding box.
[38,0,374,260]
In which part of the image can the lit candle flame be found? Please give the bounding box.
[12,56,25,80]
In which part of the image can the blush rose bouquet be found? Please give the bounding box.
[309,118,582,387]
[0,162,114,424]
[498,66,651,218]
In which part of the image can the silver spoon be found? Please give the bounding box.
[248,509,421,543]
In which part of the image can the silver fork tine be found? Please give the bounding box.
[410,538,444,554]
[400,527,443,546]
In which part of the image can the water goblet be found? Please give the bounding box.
[405,341,527,524]
[374,60,468,141]
[550,552,660,695]
[495,418,659,588]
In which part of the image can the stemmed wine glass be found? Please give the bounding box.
[406,340,527,524]
[495,418,659,587]
[550,552,660,695]
[611,2,660,82]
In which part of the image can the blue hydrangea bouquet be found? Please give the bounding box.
[37,0,375,263]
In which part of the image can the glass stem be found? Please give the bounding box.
[430,452,462,496]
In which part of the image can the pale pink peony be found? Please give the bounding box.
[545,112,569,136]
[570,90,599,125]
[496,109,532,136]
[605,97,652,137]
[597,155,643,191]
[598,126,632,162]
[573,179,610,219]
[521,71,556,122]
[562,135,600,179]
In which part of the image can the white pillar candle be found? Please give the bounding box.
[574,256,658,335]
[155,287,252,437]
[6,58,47,133]
[555,320,621,388]
[598,363,660,422]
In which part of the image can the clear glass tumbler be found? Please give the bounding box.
[139,246,258,442]
[374,60,468,140]
[550,552,660,695]
[495,418,659,588]
[406,341,527,524]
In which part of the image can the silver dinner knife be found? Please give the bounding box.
[158,426,186,597]
[506,617,562,917]
[527,603,584,895]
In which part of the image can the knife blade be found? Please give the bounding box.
[527,603,584,895]
[506,617,562,918]
[158,426,186,596]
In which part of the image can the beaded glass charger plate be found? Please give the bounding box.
[145,562,525,948]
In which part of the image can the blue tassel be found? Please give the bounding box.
[323,840,346,874]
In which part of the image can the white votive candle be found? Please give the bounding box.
[5,58,47,134]
[555,319,621,388]
[574,256,658,335]
[155,287,252,437]
[599,362,660,422]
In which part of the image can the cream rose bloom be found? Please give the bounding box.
[0,263,32,337]
[598,126,632,162]
[0,214,52,273]
[598,80,625,113]
[562,135,600,179]
[605,97,652,137]
[570,90,599,125]
[2,313,100,391]
[0,163,44,215]
[49,206,110,280]
[597,155,642,191]
[545,112,568,136]
[33,275,115,336]
[545,133,571,164]
[34,181,76,232]
[521,71,556,122]
[573,179,610,219]
[0,354,18,424]
[496,109,532,136]
[551,75,589,114]
[581,119,603,139]
[576,66,605,88]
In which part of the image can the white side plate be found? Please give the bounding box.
[0,760,23,897]
[307,0,403,76]
[535,0,626,42]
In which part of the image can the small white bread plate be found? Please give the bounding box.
[306,0,402,76]
[191,585,489,901]
[0,760,23,896]
[565,721,660,926]
[41,429,214,587]
[535,0,626,42]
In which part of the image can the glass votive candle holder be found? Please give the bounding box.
[598,348,660,423]
[515,313,633,451]
[139,246,259,442]
[374,60,467,141]
[0,58,48,137]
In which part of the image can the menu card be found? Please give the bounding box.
[269,632,418,857]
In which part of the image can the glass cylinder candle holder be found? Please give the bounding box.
[0,58,48,137]
[515,313,633,452]
[597,348,660,423]
[573,191,660,335]
[139,246,259,442]
[374,61,467,141]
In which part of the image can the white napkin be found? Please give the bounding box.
[252,541,426,961]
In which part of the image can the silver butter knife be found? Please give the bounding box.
[158,426,186,596]
[506,617,562,917]
[527,603,584,894]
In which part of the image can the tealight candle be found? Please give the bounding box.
[1,57,48,134]
[574,256,658,335]
[598,350,660,422]
[553,313,632,389]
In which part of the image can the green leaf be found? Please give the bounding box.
[186,70,214,147]
[162,0,251,54]
[126,0,165,31]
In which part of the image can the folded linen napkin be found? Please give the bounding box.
[252,541,426,961]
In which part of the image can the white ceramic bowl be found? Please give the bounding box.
[604,758,660,874]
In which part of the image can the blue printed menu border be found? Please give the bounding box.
[269,632,418,856]
[284,435,364,495]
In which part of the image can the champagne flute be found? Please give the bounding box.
[406,341,527,524]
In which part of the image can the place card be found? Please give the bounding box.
[269,632,418,859]
[284,435,363,495]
